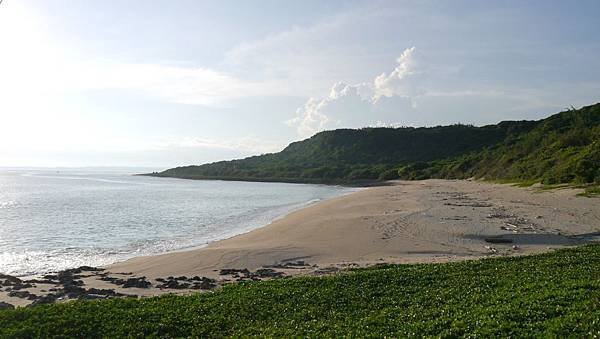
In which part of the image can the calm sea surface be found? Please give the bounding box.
[0,169,355,276]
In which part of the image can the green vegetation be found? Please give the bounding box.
[1,245,598,337]
[399,104,600,185]
[149,103,600,187]
[578,185,600,197]
[148,120,538,184]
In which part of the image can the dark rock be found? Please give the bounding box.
[196,278,217,290]
[157,279,190,289]
[176,276,188,280]
[254,268,284,278]
[0,301,14,310]
[219,268,250,276]
[8,290,36,299]
[157,280,181,289]
[121,277,151,288]
[6,291,37,300]
[0,274,22,286]
[76,266,104,272]
[29,294,59,306]
[24,279,58,285]
[11,283,33,290]
[63,284,86,295]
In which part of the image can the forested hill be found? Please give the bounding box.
[147,103,600,186]
[398,103,600,186]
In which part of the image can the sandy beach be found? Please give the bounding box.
[2,179,599,307]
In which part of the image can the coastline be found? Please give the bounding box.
[2,179,599,307]
[106,179,599,276]
[137,185,363,257]
[140,172,394,187]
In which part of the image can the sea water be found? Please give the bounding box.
[0,168,355,276]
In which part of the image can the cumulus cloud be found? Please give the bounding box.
[287,47,422,136]
[373,47,424,101]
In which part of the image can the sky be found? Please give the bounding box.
[0,0,599,168]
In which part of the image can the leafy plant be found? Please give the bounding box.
[1,245,599,337]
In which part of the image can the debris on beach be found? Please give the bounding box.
[484,246,498,254]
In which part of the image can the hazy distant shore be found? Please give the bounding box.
[2,179,598,307]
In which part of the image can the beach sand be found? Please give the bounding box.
[2,179,599,307]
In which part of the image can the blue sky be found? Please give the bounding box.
[0,0,599,168]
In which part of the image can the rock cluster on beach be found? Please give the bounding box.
[218,267,284,281]
[155,276,217,290]
[0,257,358,310]
[0,265,267,308]
[100,275,152,288]
[0,267,132,307]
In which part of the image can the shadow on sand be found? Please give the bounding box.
[466,232,600,246]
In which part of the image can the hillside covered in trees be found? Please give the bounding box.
[148,103,600,187]
[398,103,600,186]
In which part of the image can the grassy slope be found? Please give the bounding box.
[1,245,599,337]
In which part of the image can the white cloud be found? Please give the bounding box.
[72,63,273,106]
[287,47,422,137]
[222,8,383,97]
[0,58,275,108]
[372,46,424,101]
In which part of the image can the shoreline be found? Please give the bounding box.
[121,186,363,260]
[139,172,395,187]
[2,179,599,307]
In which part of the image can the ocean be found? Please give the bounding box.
[0,168,355,276]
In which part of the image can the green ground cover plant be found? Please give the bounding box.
[1,244,598,337]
